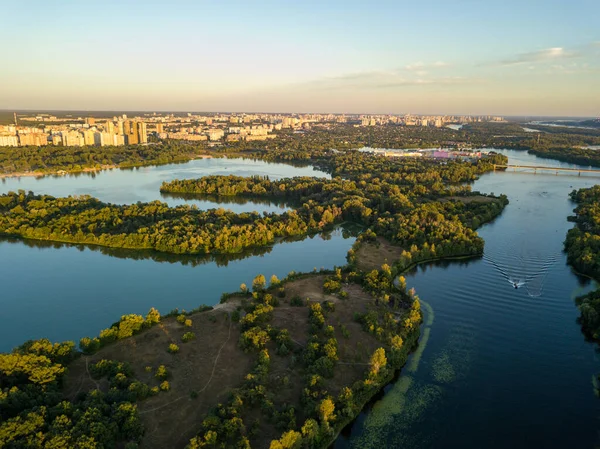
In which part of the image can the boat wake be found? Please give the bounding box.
[483,246,561,297]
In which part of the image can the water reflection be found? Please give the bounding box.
[160,191,295,210]
[0,224,360,269]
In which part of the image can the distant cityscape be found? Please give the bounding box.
[0,112,505,148]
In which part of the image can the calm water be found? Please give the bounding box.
[0,157,328,213]
[0,159,351,352]
[337,149,600,448]
[4,151,600,447]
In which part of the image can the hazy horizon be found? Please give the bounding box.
[2,0,599,116]
[1,109,597,120]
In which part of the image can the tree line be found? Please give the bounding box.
[564,186,600,340]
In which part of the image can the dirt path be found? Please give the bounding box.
[139,315,233,415]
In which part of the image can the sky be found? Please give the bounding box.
[1,0,599,116]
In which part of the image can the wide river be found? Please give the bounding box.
[2,151,600,448]
[337,149,600,448]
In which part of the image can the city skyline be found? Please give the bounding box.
[2,0,599,116]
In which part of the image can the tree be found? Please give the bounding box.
[317,398,336,424]
[145,307,161,324]
[269,430,302,449]
[369,348,387,377]
[252,274,266,292]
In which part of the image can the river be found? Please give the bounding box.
[0,157,328,213]
[336,149,600,449]
[3,151,600,448]
[0,158,355,352]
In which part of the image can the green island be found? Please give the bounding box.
[0,151,508,257]
[0,148,509,448]
[564,186,600,342]
[0,142,209,177]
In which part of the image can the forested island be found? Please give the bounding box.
[0,151,508,259]
[565,186,600,340]
[0,142,208,177]
[0,147,510,448]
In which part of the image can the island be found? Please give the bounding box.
[0,147,511,448]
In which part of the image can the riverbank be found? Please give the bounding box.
[0,261,422,449]
[563,186,600,341]
[0,154,212,180]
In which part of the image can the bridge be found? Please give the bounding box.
[493,164,600,176]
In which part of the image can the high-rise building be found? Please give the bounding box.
[83,130,96,146]
[137,122,147,144]
[156,123,164,133]
[124,120,139,144]
[105,121,115,134]
[0,135,19,146]
[62,131,84,146]
[86,117,96,125]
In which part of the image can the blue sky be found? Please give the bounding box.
[1,0,599,115]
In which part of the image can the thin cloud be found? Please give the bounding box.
[304,70,470,91]
[405,61,449,71]
[499,47,579,66]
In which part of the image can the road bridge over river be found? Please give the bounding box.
[493,164,600,176]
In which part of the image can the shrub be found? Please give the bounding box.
[290,296,304,307]
[79,336,101,354]
[323,278,341,294]
[184,319,193,327]
[168,343,180,354]
[182,332,196,343]
[160,380,170,391]
[155,365,168,380]
[145,307,161,325]
[176,314,186,324]
[240,327,270,351]
[252,274,266,292]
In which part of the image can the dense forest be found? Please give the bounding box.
[564,186,600,340]
[0,141,207,175]
[0,335,148,447]
[1,151,508,259]
[528,147,600,167]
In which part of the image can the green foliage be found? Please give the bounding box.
[240,327,270,351]
[182,332,196,343]
[168,343,180,354]
[155,365,168,380]
[252,274,267,292]
[0,141,205,176]
[565,186,600,340]
[0,341,145,448]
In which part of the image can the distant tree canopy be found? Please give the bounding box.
[0,141,208,175]
[565,186,600,340]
